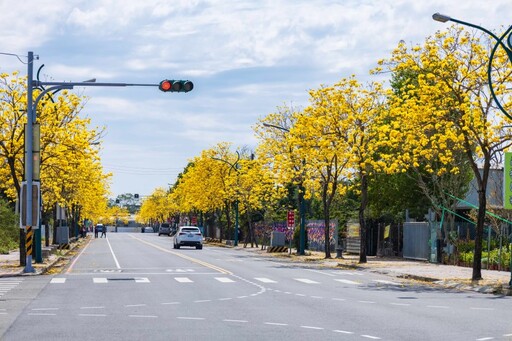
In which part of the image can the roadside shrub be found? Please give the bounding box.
[0,198,18,254]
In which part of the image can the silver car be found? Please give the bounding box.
[158,223,171,236]
[173,226,203,249]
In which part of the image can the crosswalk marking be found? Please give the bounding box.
[0,279,23,296]
[135,278,150,283]
[215,277,235,283]
[93,278,108,284]
[254,278,277,283]
[50,278,66,284]
[175,277,193,283]
[334,279,360,285]
[294,278,320,284]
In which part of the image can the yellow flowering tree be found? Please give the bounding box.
[0,71,110,238]
[378,27,512,280]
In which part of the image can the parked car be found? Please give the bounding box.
[173,226,203,249]
[141,226,154,233]
[158,223,171,236]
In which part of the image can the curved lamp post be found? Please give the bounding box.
[433,14,512,286]
[432,13,512,121]
[262,123,306,255]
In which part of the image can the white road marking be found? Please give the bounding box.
[307,269,335,277]
[332,298,346,301]
[218,298,232,301]
[32,308,59,311]
[311,296,323,299]
[177,317,205,320]
[134,277,150,283]
[333,330,354,334]
[470,307,494,311]
[79,314,107,317]
[476,338,494,341]
[194,300,211,303]
[125,304,146,307]
[50,278,66,284]
[223,319,248,323]
[294,278,319,284]
[427,305,449,309]
[254,277,276,283]
[362,335,381,339]
[334,279,360,285]
[175,277,193,283]
[0,280,23,296]
[106,236,121,269]
[390,303,410,306]
[129,315,158,318]
[28,313,56,316]
[503,334,512,337]
[265,322,288,326]
[93,278,108,284]
[215,277,235,283]
[358,301,376,304]
[161,302,181,305]
[296,294,306,297]
[80,306,105,310]
[301,326,324,330]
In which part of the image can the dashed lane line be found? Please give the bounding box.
[334,279,360,285]
[294,278,320,284]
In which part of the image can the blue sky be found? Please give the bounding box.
[0,0,510,198]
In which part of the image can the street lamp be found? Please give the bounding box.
[433,14,512,286]
[211,152,241,246]
[262,122,306,255]
[432,13,512,121]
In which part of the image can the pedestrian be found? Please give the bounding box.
[101,224,106,238]
[94,225,99,238]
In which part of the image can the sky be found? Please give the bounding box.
[0,0,510,199]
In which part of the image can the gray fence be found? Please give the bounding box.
[403,222,430,261]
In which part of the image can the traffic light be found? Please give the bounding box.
[159,79,194,93]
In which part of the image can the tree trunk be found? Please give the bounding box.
[224,202,231,241]
[359,173,368,263]
[472,188,486,280]
[323,200,331,259]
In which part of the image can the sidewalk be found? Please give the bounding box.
[251,248,512,296]
[0,238,86,277]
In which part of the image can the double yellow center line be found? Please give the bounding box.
[130,235,232,275]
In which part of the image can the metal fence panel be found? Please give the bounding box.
[403,222,430,260]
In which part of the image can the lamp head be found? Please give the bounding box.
[432,13,451,23]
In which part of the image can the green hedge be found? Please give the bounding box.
[0,199,18,254]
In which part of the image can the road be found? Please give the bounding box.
[1,233,511,341]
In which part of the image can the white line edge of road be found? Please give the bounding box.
[66,237,93,274]
[106,236,121,269]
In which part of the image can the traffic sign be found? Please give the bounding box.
[287,210,295,229]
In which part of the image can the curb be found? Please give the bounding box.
[0,239,83,278]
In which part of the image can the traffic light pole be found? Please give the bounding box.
[23,50,193,270]
[24,52,35,272]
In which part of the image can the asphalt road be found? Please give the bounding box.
[1,233,511,341]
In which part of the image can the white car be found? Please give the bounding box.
[173,226,203,249]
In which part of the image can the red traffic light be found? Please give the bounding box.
[159,80,172,91]
[159,80,194,93]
